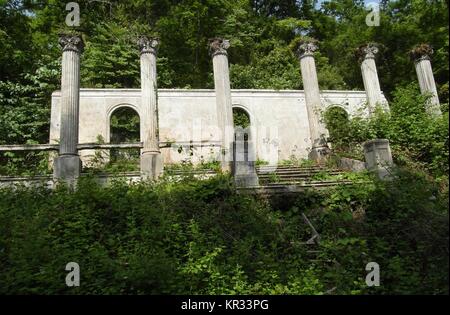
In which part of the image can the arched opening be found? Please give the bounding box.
[109,106,140,168]
[323,106,350,151]
[233,107,251,141]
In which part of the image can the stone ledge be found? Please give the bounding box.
[237,180,369,194]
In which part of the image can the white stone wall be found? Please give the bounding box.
[50,89,386,165]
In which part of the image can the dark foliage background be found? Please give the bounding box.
[1,0,448,146]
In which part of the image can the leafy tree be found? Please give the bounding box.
[0,1,35,81]
[82,22,140,88]
[0,60,60,144]
[324,83,449,177]
[233,107,250,128]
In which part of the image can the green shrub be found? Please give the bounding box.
[0,168,447,294]
[323,84,449,178]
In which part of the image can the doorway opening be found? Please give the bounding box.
[109,106,140,170]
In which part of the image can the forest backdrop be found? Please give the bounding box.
[0,0,449,147]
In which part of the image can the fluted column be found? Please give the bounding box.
[53,34,84,183]
[410,44,441,116]
[357,43,383,112]
[296,40,329,162]
[138,36,163,179]
[209,38,234,172]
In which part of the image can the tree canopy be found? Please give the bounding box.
[0,0,448,146]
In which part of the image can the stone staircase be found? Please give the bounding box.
[238,164,358,194]
[158,163,365,195]
[256,165,347,184]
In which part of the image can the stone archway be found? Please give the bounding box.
[108,106,140,167]
[231,105,259,186]
[323,105,350,151]
[232,106,252,141]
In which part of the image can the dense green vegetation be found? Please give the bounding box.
[0,169,447,294]
[233,108,251,129]
[323,84,449,179]
[323,85,449,178]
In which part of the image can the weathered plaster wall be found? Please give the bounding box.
[50,89,386,165]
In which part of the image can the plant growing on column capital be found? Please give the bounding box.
[137,36,159,55]
[355,43,379,63]
[409,44,434,63]
[296,39,319,59]
[58,34,84,53]
[208,38,230,57]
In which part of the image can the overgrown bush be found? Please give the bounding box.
[0,168,447,294]
[324,84,449,178]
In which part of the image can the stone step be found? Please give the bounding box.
[257,166,334,170]
[257,169,331,175]
[237,181,362,194]
[256,165,327,171]
[258,177,344,183]
[257,170,344,176]
[256,165,352,185]
[259,179,344,184]
[164,169,217,175]
[261,179,354,185]
[257,171,346,179]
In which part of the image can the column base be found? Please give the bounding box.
[426,102,442,117]
[308,146,330,163]
[220,142,233,173]
[234,172,259,187]
[371,167,393,181]
[140,152,163,180]
[53,155,82,185]
[221,161,232,173]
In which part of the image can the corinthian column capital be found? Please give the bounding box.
[356,43,379,62]
[59,34,84,53]
[409,43,433,63]
[296,39,318,59]
[138,36,159,55]
[209,38,230,57]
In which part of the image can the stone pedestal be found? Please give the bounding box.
[363,139,393,180]
[296,40,329,162]
[138,36,163,180]
[210,38,234,172]
[357,43,384,112]
[308,146,330,162]
[54,155,82,184]
[140,153,163,180]
[233,139,259,187]
[53,34,84,184]
[410,44,441,116]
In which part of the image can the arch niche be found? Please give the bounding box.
[232,105,252,141]
[107,105,141,164]
[323,105,350,149]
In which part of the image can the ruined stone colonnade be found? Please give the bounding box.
[137,36,162,180]
[51,34,441,184]
[410,44,442,117]
[53,35,84,184]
